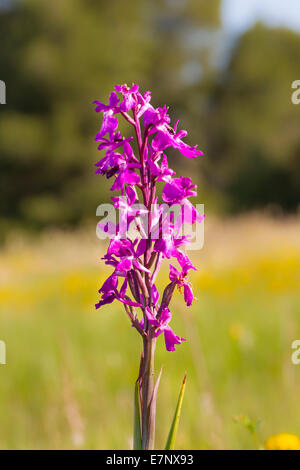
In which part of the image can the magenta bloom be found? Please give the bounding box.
[151,120,204,159]
[93,84,205,450]
[144,307,186,351]
[169,264,195,307]
[95,274,141,309]
[93,84,204,353]
[162,177,197,204]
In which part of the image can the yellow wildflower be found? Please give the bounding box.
[264,433,300,450]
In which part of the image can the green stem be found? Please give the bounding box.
[141,333,156,449]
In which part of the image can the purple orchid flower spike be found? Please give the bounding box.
[92,84,205,450]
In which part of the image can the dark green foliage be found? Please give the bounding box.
[1,2,299,232]
[206,24,300,212]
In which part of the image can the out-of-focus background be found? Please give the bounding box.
[0,0,300,449]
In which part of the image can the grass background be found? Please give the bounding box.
[0,214,299,449]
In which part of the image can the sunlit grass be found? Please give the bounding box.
[0,214,299,449]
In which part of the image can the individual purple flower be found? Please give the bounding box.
[109,141,141,191]
[110,162,141,191]
[147,153,175,182]
[106,237,133,258]
[95,151,123,177]
[115,83,139,112]
[162,177,197,204]
[97,110,118,139]
[169,264,195,307]
[97,220,119,238]
[136,91,152,118]
[111,193,147,235]
[153,223,191,263]
[95,131,133,153]
[144,306,186,351]
[102,236,150,276]
[151,120,204,159]
[95,274,141,309]
[143,105,170,128]
[163,176,205,225]
[93,91,120,113]
[95,138,142,192]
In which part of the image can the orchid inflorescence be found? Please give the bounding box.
[93,83,204,449]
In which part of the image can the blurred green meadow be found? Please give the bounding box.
[0,214,299,449]
[1,0,300,451]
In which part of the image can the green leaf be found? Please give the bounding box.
[133,380,142,450]
[148,367,163,450]
[165,374,187,450]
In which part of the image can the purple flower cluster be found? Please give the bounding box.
[93,84,204,352]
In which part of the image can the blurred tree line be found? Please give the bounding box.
[0,0,299,233]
